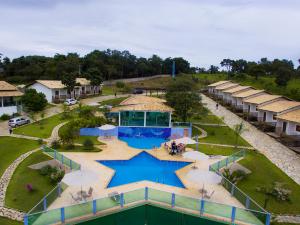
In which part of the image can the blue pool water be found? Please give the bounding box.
[119,136,167,149]
[98,151,191,188]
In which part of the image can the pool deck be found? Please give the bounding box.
[48,138,246,211]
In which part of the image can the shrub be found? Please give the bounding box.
[51,140,61,149]
[83,139,94,150]
[0,114,10,121]
[50,170,65,184]
[39,165,53,176]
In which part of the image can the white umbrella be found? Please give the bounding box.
[99,124,116,130]
[186,169,222,185]
[183,151,209,161]
[175,137,196,145]
[62,170,99,187]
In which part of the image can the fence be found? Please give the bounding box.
[42,146,81,170]
[25,187,270,225]
[172,122,192,127]
[209,150,268,223]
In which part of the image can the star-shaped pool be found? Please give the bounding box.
[98,152,191,188]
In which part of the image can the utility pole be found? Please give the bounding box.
[172,60,175,79]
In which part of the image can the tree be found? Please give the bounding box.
[21,89,47,112]
[166,76,201,122]
[248,64,265,80]
[61,71,77,96]
[233,122,247,148]
[208,65,219,74]
[275,67,293,87]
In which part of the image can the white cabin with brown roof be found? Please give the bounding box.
[0,81,23,116]
[257,101,300,126]
[276,109,300,137]
[29,78,101,103]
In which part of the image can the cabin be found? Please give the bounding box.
[0,81,23,116]
[231,89,265,111]
[257,101,300,126]
[214,83,239,99]
[242,94,284,119]
[207,81,231,95]
[222,86,253,104]
[29,78,101,103]
[276,109,300,138]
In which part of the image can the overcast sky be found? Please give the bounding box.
[0,0,300,68]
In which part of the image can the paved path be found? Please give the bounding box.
[201,94,300,185]
[198,142,255,150]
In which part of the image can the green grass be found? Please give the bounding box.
[0,217,22,225]
[13,113,68,138]
[57,145,101,152]
[194,125,251,147]
[101,85,116,95]
[0,137,40,177]
[190,113,224,125]
[99,97,128,107]
[237,150,300,214]
[5,151,56,212]
[128,76,173,89]
[188,144,238,156]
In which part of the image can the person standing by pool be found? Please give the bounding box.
[171,141,176,155]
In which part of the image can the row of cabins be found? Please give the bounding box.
[0,78,102,116]
[208,81,300,139]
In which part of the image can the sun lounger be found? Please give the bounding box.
[70,193,82,203]
[82,187,93,200]
[204,190,215,199]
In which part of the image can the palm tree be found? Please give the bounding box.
[233,122,247,148]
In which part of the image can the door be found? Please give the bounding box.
[263,112,266,122]
[282,122,287,133]
[248,105,250,113]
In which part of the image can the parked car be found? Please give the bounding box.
[8,117,30,127]
[132,88,144,94]
[64,98,77,106]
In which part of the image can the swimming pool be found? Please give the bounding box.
[98,151,191,188]
[119,136,167,149]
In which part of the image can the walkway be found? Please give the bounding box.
[201,94,300,185]
[0,148,40,221]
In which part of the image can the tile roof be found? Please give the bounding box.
[232,89,265,98]
[111,102,173,112]
[277,109,300,124]
[0,81,23,97]
[36,78,91,89]
[243,94,282,105]
[207,80,231,87]
[120,95,166,106]
[215,83,239,90]
[0,81,18,91]
[222,86,252,94]
[258,100,300,113]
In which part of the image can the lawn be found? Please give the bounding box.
[13,113,68,138]
[5,151,57,212]
[188,144,238,156]
[0,137,40,177]
[190,112,224,125]
[99,96,128,107]
[194,125,251,147]
[0,217,22,225]
[101,85,116,95]
[128,76,173,89]
[57,145,101,152]
[237,150,300,214]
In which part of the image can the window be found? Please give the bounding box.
[273,115,277,120]
[120,111,145,126]
[146,112,170,127]
[296,125,300,132]
[3,97,16,107]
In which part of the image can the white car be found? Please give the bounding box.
[64,98,77,106]
[8,117,30,127]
